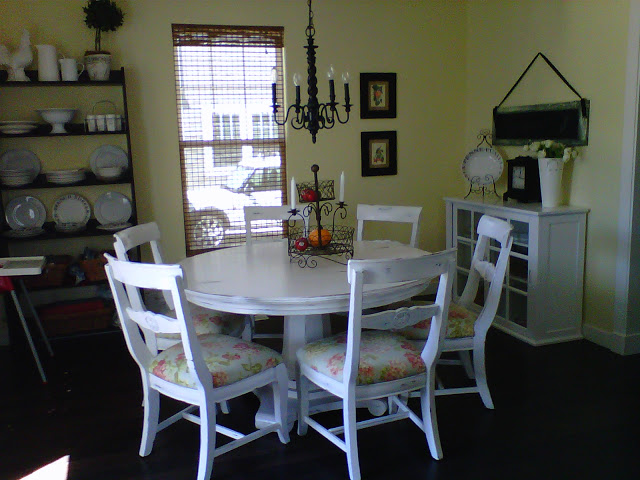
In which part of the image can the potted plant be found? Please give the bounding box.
[83,0,124,81]
[523,140,580,207]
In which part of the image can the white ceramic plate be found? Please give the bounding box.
[52,194,91,225]
[96,222,133,231]
[5,196,46,229]
[0,149,41,181]
[94,192,132,225]
[461,147,504,186]
[2,227,45,238]
[89,145,128,174]
[0,124,38,135]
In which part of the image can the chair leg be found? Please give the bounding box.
[219,401,230,414]
[343,393,361,480]
[273,364,290,443]
[458,350,474,379]
[18,279,53,357]
[473,341,494,409]
[139,376,160,457]
[420,368,443,460]
[10,290,47,383]
[241,315,253,341]
[296,374,309,436]
[197,398,216,480]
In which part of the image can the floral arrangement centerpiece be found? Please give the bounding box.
[523,140,579,162]
[522,140,581,207]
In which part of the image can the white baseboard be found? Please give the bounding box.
[583,323,640,355]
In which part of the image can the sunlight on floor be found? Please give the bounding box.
[20,455,69,480]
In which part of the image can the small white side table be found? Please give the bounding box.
[0,256,54,383]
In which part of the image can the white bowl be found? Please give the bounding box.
[37,108,77,134]
[96,166,124,180]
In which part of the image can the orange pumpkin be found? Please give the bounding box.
[308,228,332,247]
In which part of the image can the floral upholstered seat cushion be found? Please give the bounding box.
[148,334,283,388]
[158,304,246,339]
[395,302,477,341]
[297,330,426,385]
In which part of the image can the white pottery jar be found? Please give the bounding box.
[538,157,564,208]
[84,53,111,81]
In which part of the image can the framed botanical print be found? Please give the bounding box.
[360,73,397,119]
[361,131,397,176]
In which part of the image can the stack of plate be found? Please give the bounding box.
[3,195,46,238]
[0,149,41,186]
[0,169,34,187]
[54,222,86,233]
[52,194,91,233]
[0,120,39,135]
[46,169,86,185]
[94,191,132,230]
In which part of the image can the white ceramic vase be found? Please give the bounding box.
[538,157,564,208]
[84,53,111,81]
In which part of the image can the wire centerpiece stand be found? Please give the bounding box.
[287,165,353,268]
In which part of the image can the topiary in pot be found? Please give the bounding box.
[82,0,124,81]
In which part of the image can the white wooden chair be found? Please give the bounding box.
[104,254,289,480]
[296,249,456,480]
[397,215,513,409]
[356,204,422,247]
[244,205,293,247]
[243,205,295,341]
[113,222,247,352]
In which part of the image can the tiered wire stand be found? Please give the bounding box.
[287,165,354,268]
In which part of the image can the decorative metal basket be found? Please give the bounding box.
[296,180,334,202]
[287,225,354,268]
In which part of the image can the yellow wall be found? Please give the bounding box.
[0,0,468,259]
[0,0,632,336]
[465,0,630,333]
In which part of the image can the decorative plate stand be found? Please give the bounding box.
[462,130,503,199]
[287,164,354,268]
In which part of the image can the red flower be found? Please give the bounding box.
[152,360,167,378]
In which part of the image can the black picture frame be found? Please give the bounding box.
[360,73,397,119]
[361,131,397,177]
[503,156,541,203]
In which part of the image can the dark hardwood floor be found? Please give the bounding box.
[1,322,639,480]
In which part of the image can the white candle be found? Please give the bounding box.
[291,177,296,210]
[339,171,345,202]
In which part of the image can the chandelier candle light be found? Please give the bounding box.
[271,0,351,143]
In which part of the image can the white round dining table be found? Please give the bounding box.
[180,239,431,426]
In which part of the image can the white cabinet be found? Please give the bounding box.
[445,197,588,345]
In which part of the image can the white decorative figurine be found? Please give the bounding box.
[0,29,33,81]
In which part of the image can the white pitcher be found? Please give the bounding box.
[36,44,60,81]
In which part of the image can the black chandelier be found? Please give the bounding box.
[271,0,351,143]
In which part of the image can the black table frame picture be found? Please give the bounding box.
[361,130,397,177]
[503,156,541,203]
[360,73,397,119]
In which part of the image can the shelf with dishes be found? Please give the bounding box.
[0,69,125,86]
[2,191,135,241]
[0,145,130,189]
[0,124,128,138]
[1,170,133,190]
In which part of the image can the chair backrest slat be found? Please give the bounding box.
[244,205,293,247]
[362,304,440,331]
[356,204,422,247]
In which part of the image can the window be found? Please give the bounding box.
[172,24,287,255]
